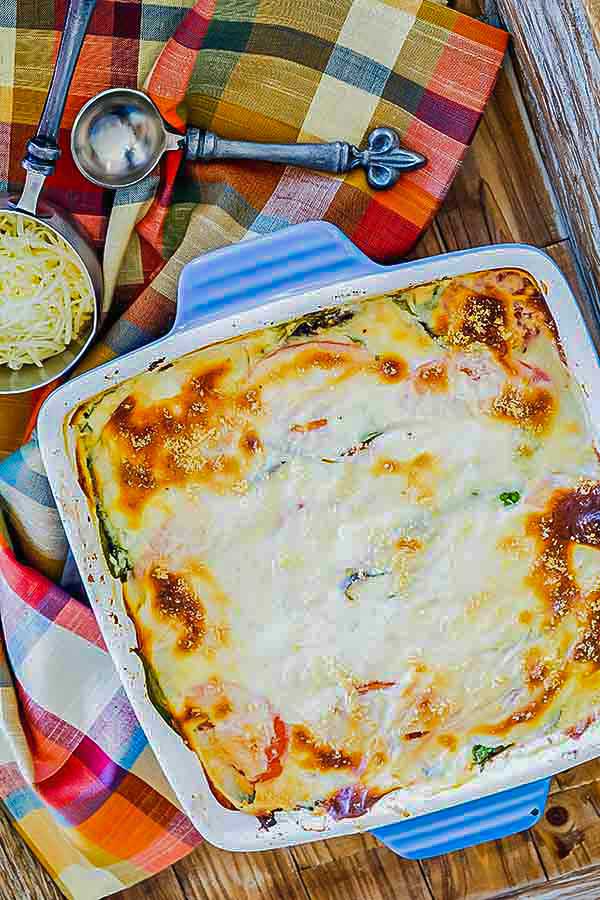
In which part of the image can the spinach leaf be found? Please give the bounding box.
[472,743,513,770]
[280,306,356,340]
[499,491,521,507]
[96,504,132,581]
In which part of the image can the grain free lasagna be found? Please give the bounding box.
[72,269,600,819]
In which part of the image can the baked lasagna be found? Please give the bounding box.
[72,268,600,819]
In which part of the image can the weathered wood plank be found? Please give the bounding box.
[0,393,31,460]
[290,833,380,871]
[300,847,432,900]
[112,867,187,900]
[173,843,309,900]
[420,832,546,900]
[555,759,600,793]
[408,225,445,261]
[495,0,600,312]
[532,782,600,877]
[0,804,63,900]
[499,866,600,898]
[434,57,563,250]
[445,0,563,249]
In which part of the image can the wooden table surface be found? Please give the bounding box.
[1,1,600,898]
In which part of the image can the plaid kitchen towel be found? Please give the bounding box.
[0,1,508,896]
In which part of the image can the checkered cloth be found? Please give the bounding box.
[0,1,507,896]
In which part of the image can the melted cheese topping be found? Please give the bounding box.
[72,268,600,819]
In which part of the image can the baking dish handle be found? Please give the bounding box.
[371,777,550,859]
[173,221,384,332]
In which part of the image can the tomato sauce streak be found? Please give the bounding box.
[252,716,288,784]
[356,680,396,695]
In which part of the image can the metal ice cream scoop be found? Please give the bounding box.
[71,87,426,191]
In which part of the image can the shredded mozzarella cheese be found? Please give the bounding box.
[0,212,94,369]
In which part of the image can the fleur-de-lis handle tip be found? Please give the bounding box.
[350,127,427,190]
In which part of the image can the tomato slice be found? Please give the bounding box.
[186,681,288,783]
[252,715,288,783]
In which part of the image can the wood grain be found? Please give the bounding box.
[173,844,309,900]
[434,57,564,251]
[113,868,186,900]
[0,804,63,900]
[290,833,379,871]
[495,0,600,312]
[500,866,600,898]
[300,847,432,900]
[420,832,546,900]
[0,393,31,460]
[532,783,600,877]
[556,758,600,792]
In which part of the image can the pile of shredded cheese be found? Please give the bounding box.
[0,212,94,370]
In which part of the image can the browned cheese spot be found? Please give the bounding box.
[524,648,549,689]
[447,294,511,359]
[373,452,435,477]
[212,698,234,720]
[373,354,408,383]
[372,452,437,504]
[517,443,536,458]
[121,459,155,491]
[148,566,206,652]
[103,360,263,519]
[395,537,423,553]
[371,751,387,767]
[415,361,449,393]
[483,482,600,735]
[239,430,263,456]
[432,269,562,363]
[526,482,600,620]
[485,669,565,737]
[292,726,361,772]
[236,387,263,415]
[574,591,600,666]
[491,384,555,433]
[260,345,364,388]
[414,689,448,728]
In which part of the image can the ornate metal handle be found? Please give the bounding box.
[185,126,426,190]
[22,0,97,178]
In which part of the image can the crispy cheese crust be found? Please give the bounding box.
[72,269,600,819]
